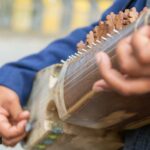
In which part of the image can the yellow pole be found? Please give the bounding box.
[11,0,33,32]
[42,0,62,35]
[71,0,90,30]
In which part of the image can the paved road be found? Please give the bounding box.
[0,33,51,66]
[0,33,52,150]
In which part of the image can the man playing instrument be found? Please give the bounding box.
[0,0,149,149]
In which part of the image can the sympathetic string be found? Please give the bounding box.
[77,7,141,52]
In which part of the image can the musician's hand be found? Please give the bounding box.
[0,86,30,147]
[93,25,150,95]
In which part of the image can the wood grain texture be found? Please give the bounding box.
[24,10,150,150]
[24,64,122,150]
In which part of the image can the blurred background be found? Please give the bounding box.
[0,0,113,35]
[0,0,113,149]
[0,0,113,65]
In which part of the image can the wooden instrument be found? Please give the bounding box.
[24,8,150,150]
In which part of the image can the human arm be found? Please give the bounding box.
[0,24,97,106]
[0,0,139,145]
[0,23,98,146]
[0,86,30,146]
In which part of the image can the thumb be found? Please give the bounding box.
[18,111,30,121]
[96,52,112,76]
[7,99,23,121]
[0,86,23,121]
[93,79,111,92]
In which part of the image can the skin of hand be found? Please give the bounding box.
[93,25,150,96]
[0,86,30,147]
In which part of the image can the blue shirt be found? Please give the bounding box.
[0,0,146,106]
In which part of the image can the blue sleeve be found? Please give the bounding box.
[0,0,135,106]
[0,23,98,106]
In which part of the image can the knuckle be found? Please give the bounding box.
[9,142,17,147]
[16,129,24,136]
[145,82,150,91]
[6,98,14,106]
[3,142,9,147]
[2,131,14,139]
[120,61,132,73]
[131,31,140,45]
[121,90,131,96]
[119,86,132,96]
[137,51,149,64]
[116,42,123,52]
[3,134,12,139]
[3,141,16,147]
[4,95,19,107]
[132,32,139,44]
[3,140,11,146]
[7,99,13,106]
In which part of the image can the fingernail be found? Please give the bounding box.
[23,110,30,114]
[95,87,104,92]
[19,120,27,128]
[93,85,104,93]
[23,111,30,117]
